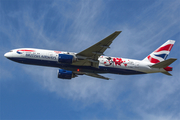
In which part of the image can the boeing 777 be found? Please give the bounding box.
[4,31,177,80]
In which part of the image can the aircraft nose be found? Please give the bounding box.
[4,52,10,58]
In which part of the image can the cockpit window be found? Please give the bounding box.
[9,50,13,52]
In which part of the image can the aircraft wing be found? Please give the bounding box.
[84,73,110,80]
[73,71,111,80]
[73,31,121,68]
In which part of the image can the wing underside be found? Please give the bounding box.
[84,73,110,80]
[73,71,111,80]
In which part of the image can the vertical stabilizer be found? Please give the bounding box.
[142,40,175,63]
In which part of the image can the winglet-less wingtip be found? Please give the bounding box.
[115,31,122,33]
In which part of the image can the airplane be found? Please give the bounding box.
[4,31,177,80]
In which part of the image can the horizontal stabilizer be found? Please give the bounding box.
[150,58,177,68]
[161,72,172,76]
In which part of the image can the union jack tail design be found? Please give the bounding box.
[143,40,175,63]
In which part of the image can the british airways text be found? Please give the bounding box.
[26,53,56,60]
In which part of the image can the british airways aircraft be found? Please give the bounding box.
[4,31,177,80]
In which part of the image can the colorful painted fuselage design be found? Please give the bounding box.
[5,48,150,74]
[4,31,177,80]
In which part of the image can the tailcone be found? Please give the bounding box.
[164,66,172,71]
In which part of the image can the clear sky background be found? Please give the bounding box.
[0,0,180,120]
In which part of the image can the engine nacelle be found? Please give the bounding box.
[57,69,76,79]
[58,54,74,64]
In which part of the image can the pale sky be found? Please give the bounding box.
[1,0,180,120]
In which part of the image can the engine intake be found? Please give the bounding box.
[58,69,76,79]
[58,54,74,64]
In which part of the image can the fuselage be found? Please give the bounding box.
[4,48,167,75]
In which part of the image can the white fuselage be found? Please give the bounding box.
[4,48,167,75]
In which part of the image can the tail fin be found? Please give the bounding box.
[142,40,175,63]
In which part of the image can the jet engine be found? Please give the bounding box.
[57,69,77,79]
[58,54,75,64]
